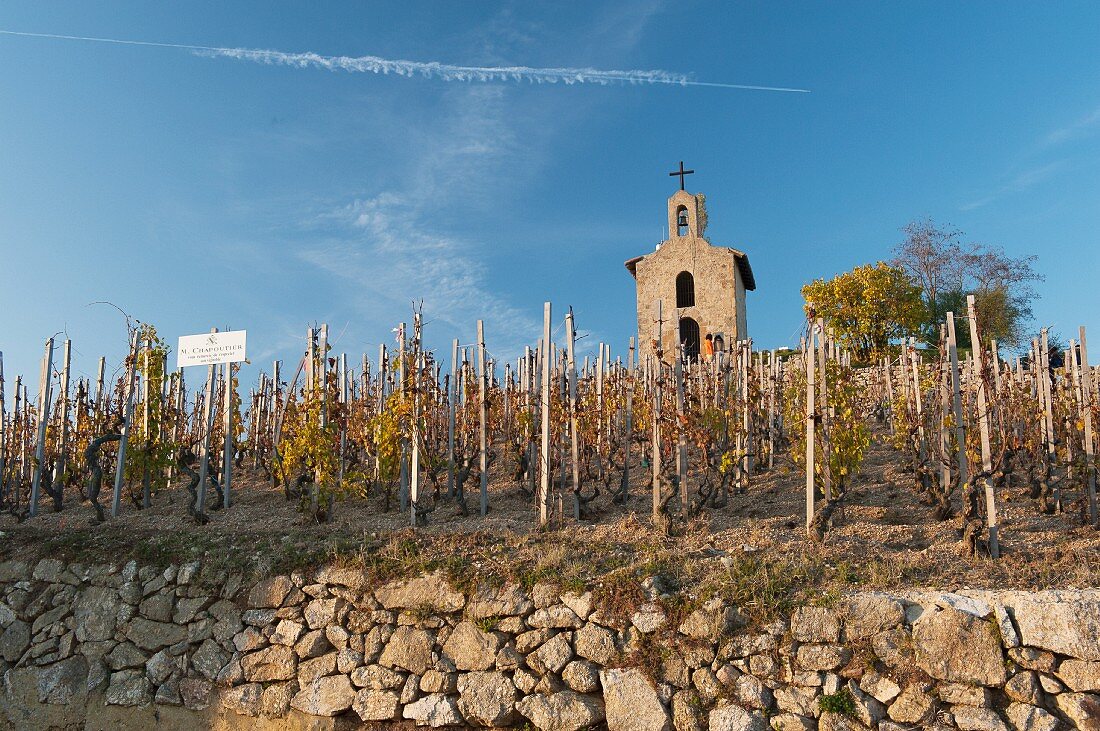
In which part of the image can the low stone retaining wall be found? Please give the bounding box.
[1,557,1099,730]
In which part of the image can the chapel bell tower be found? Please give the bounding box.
[625,162,756,361]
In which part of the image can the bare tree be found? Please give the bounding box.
[893,219,1042,348]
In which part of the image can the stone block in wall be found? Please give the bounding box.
[515,690,605,731]
[791,607,840,643]
[1057,659,1100,692]
[36,654,89,705]
[1005,702,1059,731]
[72,586,120,643]
[528,632,573,676]
[912,606,1006,686]
[221,682,263,717]
[796,643,851,672]
[1004,670,1043,704]
[442,621,502,671]
[290,674,355,717]
[937,682,991,707]
[465,583,533,619]
[1008,646,1056,672]
[671,689,706,731]
[1055,692,1100,729]
[602,667,671,731]
[352,687,400,721]
[374,573,465,613]
[529,604,585,629]
[457,670,516,727]
[378,626,435,675]
[887,685,935,725]
[709,702,767,731]
[1011,594,1100,661]
[952,705,1009,731]
[843,594,905,640]
[104,669,151,707]
[261,682,297,716]
[0,619,30,662]
[569,623,613,667]
[105,642,145,671]
[770,713,814,731]
[403,692,463,727]
[241,644,297,682]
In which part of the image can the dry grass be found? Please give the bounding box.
[2,434,1099,620]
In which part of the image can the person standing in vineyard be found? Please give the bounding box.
[703,333,715,360]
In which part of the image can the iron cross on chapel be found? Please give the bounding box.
[668,160,694,190]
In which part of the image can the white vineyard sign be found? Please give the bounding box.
[177,330,247,368]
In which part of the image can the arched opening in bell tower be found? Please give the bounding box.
[675,205,690,236]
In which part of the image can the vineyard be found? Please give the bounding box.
[0,297,1098,588]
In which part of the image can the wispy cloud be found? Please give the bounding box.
[0,29,810,93]
[298,193,539,358]
[1044,105,1100,146]
[961,161,1064,211]
[288,78,545,359]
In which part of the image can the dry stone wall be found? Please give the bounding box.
[2,557,1100,730]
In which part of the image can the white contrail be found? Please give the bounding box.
[0,29,809,93]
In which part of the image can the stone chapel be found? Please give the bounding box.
[625,171,756,361]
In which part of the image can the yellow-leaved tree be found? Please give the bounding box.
[801,262,925,362]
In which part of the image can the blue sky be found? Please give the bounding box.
[1,2,1098,389]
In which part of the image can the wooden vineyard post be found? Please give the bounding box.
[566,310,581,519]
[652,300,663,519]
[768,350,777,469]
[94,357,105,423]
[939,329,951,491]
[1039,329,1058,510]
[29,337,55,517]
[194,329,218,520]
[527,346,538,498]
[338,354,348,493]
[52,340,72,501]
[597,342,606,482]
[306,327,315,400]
[966,295,999,558]
[9,377,21,504]
[674,331,687,512]
[539,302,552,528]
[991,340,1003,395]
[111,331,140,518]
[805,332,816,537]
[908,338,927,476]
[398,323,409,513]
[816,322,832,501]
[477,320,489,516]
[410,351,421,527]
[318,324,329,431]
[882,357,894,435]
[440,338,453,499]
[140,338,152,509]
[15,379,25,497]
[742,341,753,482]
[503,363,512,446]
[1080,326,1097,526]
[223,360,235,509]
[945,313,967,489]
[623,336,635,501]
